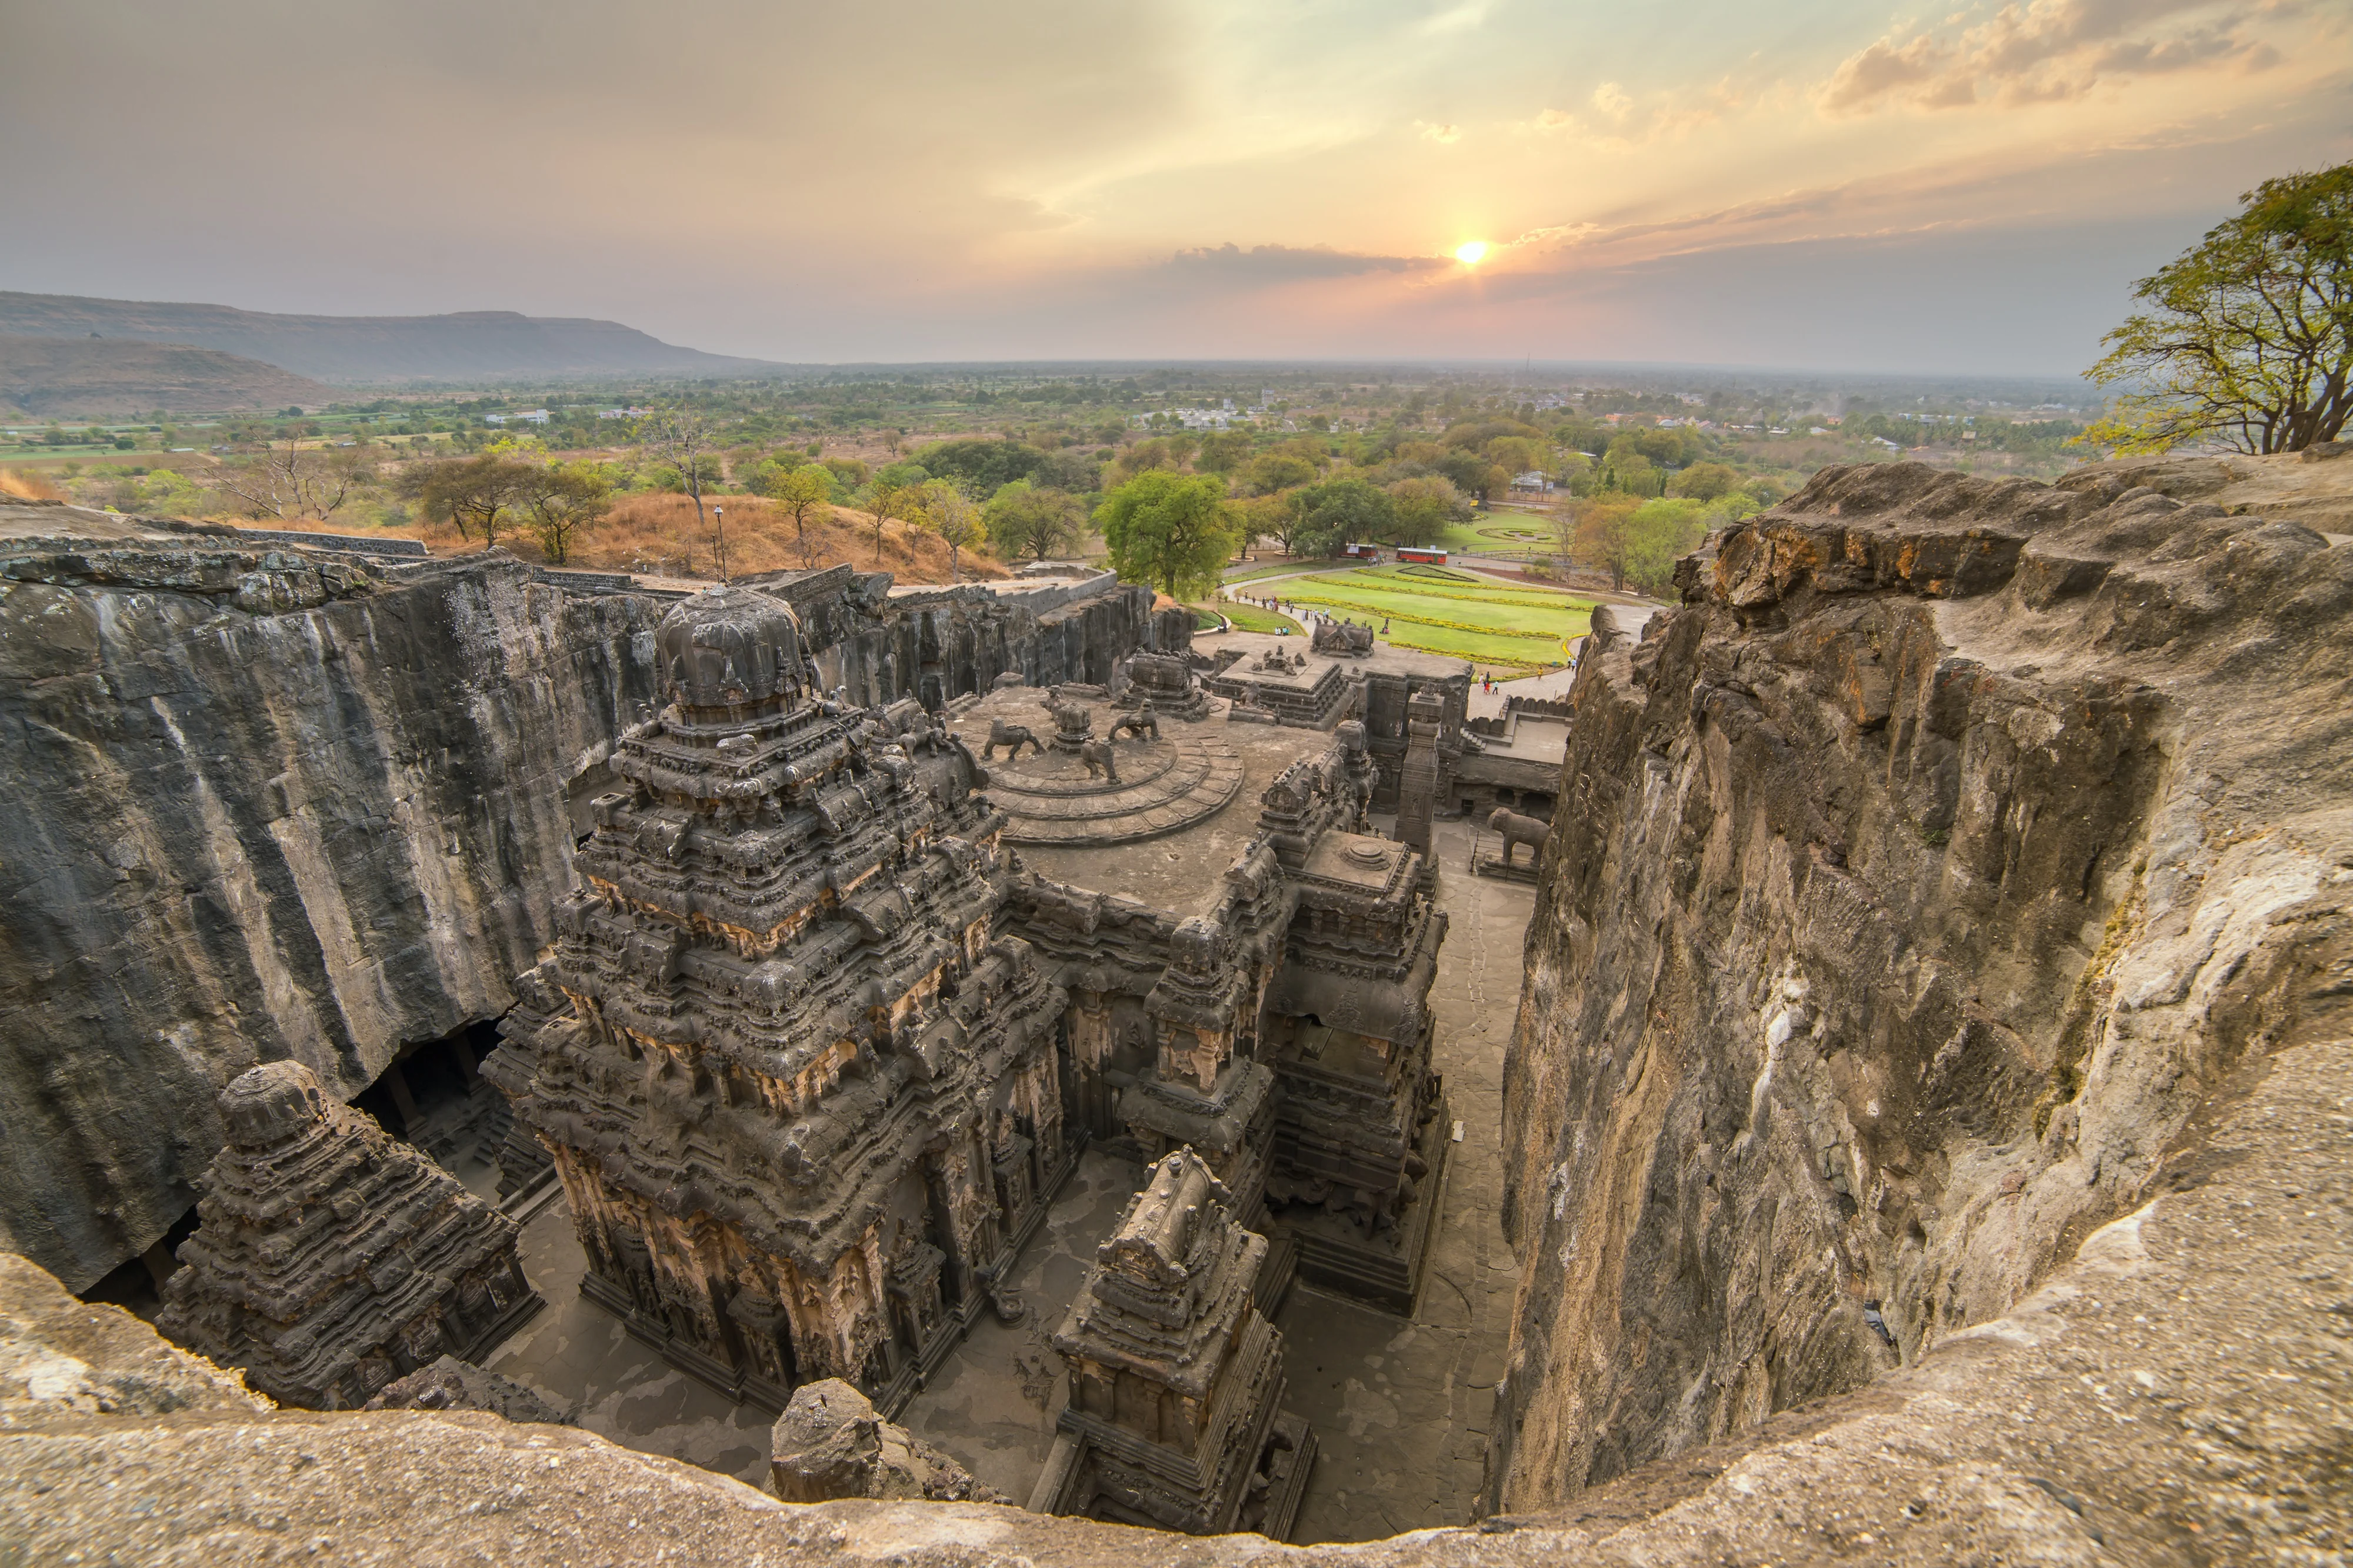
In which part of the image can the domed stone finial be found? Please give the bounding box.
[218,1060,328,1149]
[654,586,809,714]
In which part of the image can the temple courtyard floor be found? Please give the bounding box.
[479,813,1533,1540]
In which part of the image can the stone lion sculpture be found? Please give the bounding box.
[982,719,1042,760]
[1044,687,1092,738]
[1109,699,1159,742]
[1079,738,1119,783]
[1487,807,1550,868]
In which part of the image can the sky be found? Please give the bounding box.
[3,0,2349,376]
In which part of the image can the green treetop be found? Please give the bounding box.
[2085,162,2353,455]
[1095,469,1239,598]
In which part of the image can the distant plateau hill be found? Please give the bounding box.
[0,335,334,417]
[0,292,774,386]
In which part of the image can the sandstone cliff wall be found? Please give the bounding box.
[0,516,1167,1290]
[1488,456,2352,1510]
[0,538,665,1290]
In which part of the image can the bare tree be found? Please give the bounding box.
[208,436,372,522]
[914,479,982,580]
[523,465,612,565]
[401,455,539,551]
[642,405,722,575]
[865,483,910,565]
[772,465,835,568]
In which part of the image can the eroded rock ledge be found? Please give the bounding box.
[1489,456,2351,1548]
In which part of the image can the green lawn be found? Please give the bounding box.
[1281,568,1590,671]
[1206,597,1302,634]
[1222,559,1330,583]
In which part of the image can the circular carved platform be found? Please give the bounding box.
[972,735,1246,847]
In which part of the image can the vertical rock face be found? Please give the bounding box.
[1045,1148,1314,1539]
[155,1060,540,1409]
[492,585,1069,1414]
[0,538,663,1292]
[1489,458,2353,1512]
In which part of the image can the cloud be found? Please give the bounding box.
[1591,82,1634,121]
[1418,120,1464,142]
[1169,243,1441,279]
[1818,0,2294,115]
[1420,1,1495,35]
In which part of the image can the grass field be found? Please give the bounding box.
[1223,559,1321,583]
[1207,597,1302,633]
[1281,566,1591,671]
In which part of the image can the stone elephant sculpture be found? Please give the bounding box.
[1487,808,1551,868]
[982,719,1042,760]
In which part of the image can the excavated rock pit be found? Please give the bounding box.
[1,455,2348,1564]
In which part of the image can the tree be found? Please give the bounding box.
[912,478,984,579]
[910,438,1048,493]
[208,435,372,522]
[1384,475,1472,546]
[1111,437,1178,483]
[864,482,912,563]
[1670,461,1741,501]
[642,405,723,572]
[769,464,835,568]
[984,479,1084,562]
[1196,430,1252,473]
[522,463,612,565]
[1034,448,1102,494]
[1291,476,1397,555]
[1096,471,1239,598]
[1562,493,1642,590]
[1435,451,1508,502]
[1247,451,1319,497]
[2084,162,2353,453]
[402,455,537,549]
[1621,499,1710,596]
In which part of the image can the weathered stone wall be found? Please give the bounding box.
[0,525,1168,1291]
[765,569,1169,712]
[0,541,662,1291]
[1488,456,2353,1512]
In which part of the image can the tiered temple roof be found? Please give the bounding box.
[156,1060,540,1409]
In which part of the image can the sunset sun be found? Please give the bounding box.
[1454,240,1489,265]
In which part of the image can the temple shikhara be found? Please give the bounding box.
[474,581,1476,1536]
[156,1060,541,1409]
[491,585,1069,1412]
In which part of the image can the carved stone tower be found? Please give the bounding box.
[1394,688,1445,862]
[156,1060,541,1409]
[1038,1147,1314,1539]
[492,585,1069,1414]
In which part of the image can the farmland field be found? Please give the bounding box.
[1274,565,1591,672]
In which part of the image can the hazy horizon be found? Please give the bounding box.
[6,1,2348,380]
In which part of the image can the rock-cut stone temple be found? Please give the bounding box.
[491,585,1071,1414]
[155,1060,541,1409]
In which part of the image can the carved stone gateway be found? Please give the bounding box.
[1035,1149,1314,1539]
[155,1061,542,1410]
[492,585,1069,1416]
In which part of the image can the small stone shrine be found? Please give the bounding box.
[155,1060,541,1410]
[1116,650,1211,721]
[492,585,1069,1416]
[1036,1149,1314,1538]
